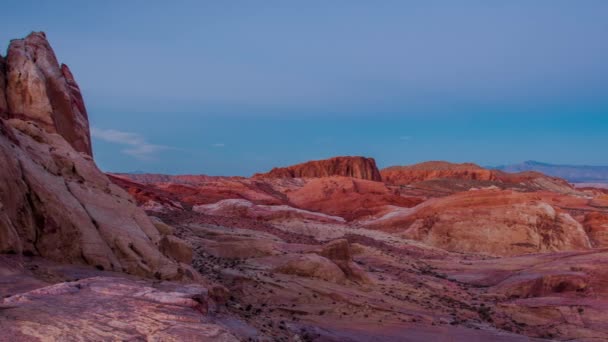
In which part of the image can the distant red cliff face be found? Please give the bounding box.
[254,156,382,181]
[381,161,497,185]
[381,161,576,194]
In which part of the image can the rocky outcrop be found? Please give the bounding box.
[381,161,577,195]
[286,176,422,221]
[0,33,191,280]
[254,156,382,181]
[193,198,346,223]
[110,173,291,208]
[316,239,372,284]
[0,119,191,279]
[364,189,593,256]
[584,212,608,247]
[275,253,348,283]
[1,275,238,341]
[382,161,496,185]
[3,32,91,155]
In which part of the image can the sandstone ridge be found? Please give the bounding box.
[254,156,382,181]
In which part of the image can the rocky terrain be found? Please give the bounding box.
[2,32,608,341]
[113,156,608,341]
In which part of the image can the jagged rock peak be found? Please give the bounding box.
[0,33,192,280]
[254,156,382,181]
[3,31,92,155]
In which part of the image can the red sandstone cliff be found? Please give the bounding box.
[381,161,496,185]
[254,156,382,181]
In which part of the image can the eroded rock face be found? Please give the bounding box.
[287,176,422,221]
[254,156,382,181]
[365,189,592,256]
[584,212,608,247]
[0,119,190,279]
[382,161,496,185]
[381,161,577,195]
[1,275,238,341]
[3,32,91,155]
[0,33,190,280]
[316,239,372,284]
[275,253,348,283]
[193,198,346,223]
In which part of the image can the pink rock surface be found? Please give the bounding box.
[287,176,422,221]
[0,274,238,341]
[365,189,592,256]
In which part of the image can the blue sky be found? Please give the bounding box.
[2,1,607,175]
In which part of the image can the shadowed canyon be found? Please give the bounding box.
[1,32,608,342]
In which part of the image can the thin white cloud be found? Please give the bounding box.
[399,135,412,141]
[91,127,168,160]
[212,143,225,147]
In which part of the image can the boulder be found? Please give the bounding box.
[316,239,372,284]
[160,235,193,264]
[150,216,175,236]
[275,253,347,283]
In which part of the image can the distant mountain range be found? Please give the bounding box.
[493,161,608,183]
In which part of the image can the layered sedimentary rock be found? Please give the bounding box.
[584,212,608,247]
[254,156,382,181]
[381,161,577,195]
[382,161,496,185]
[193,198,346,223]
[364,189,592,256]
[0,257,237,341]
[110,173,291,208]
[287,176,422,221]
[0,33,189,280]
[3,32,91,155]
